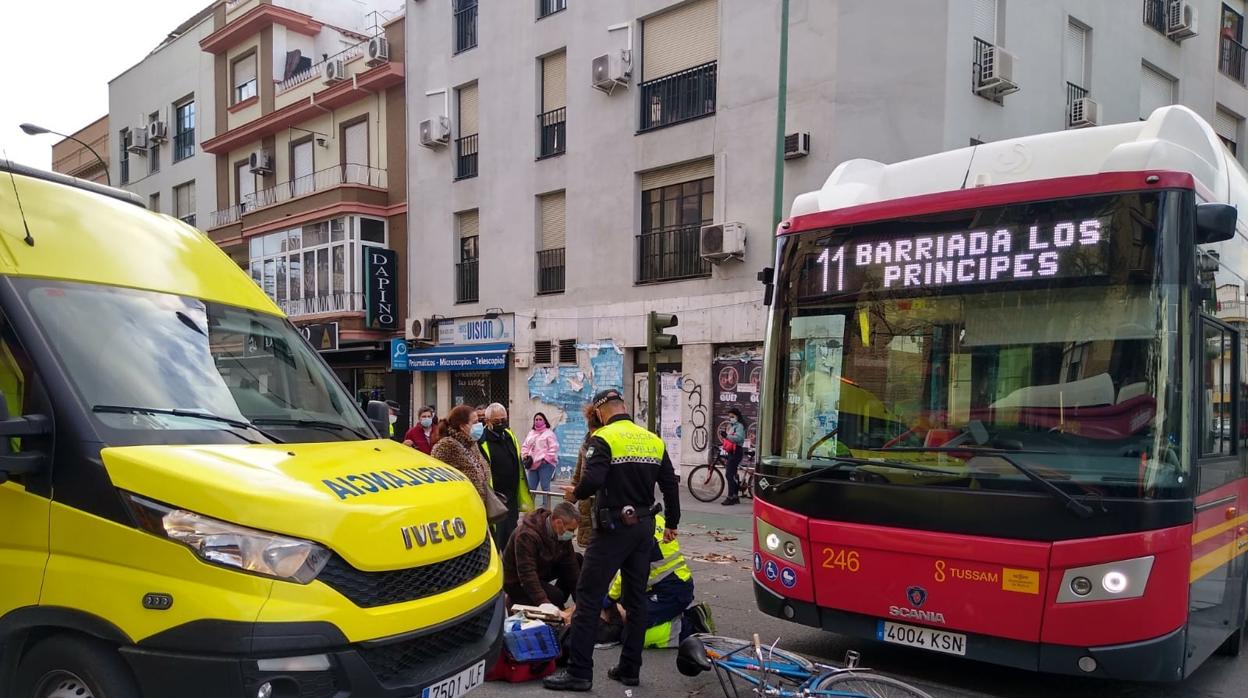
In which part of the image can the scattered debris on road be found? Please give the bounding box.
[695,552,740,564]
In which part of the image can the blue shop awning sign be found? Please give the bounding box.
[401,342,511,372]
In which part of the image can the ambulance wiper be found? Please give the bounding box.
[249,417,369,440]
[92,405,284,444]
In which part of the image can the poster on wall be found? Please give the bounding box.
[711,346,764,459]
[634,372,683,476]
[527,341,625,482]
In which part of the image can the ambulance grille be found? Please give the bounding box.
[317,538,492,608]
[358,602,496,686]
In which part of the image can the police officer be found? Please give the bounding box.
[544,389,680,692]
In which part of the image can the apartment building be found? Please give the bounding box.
[108,5,217,226]
[198,0,410,422]
[402,0,1248,476]
[49,116,110,185]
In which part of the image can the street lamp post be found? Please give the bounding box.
[19,123,111,187]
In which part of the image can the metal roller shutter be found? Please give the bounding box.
[642,0,718,81]
[1064,20,1087,87]
[639,158,714,191]
[458,83,479,135]
[1139,66,1174,119]
[540,191,566,250]
[973,0,997,43]
[542,52,567,111]
[458,209,479,238]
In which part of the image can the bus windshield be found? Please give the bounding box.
[19,278,372,445]
[771,191,1188,499]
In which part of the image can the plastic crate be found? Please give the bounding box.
[502,618,560,662]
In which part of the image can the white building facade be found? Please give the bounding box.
[399,0,1247,478]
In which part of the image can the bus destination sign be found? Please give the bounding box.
[802,216,1110,296]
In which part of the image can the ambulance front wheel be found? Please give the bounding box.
[16,634,139,698]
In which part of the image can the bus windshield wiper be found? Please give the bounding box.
[772,455,962,494]
[92,405,284,444]
[249,417,369,440]
[882,446,1095,518]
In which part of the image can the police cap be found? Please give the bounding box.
[591,389,624,409]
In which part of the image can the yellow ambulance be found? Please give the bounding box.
[0,161,501,698]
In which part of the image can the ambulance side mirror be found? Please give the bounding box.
[1196,202,1237,245]
[365,400,390,438]
[0,390,50,485]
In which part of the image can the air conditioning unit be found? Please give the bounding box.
[700,221,746,262]
[367,36,390,66]
[1167,2,1198,40]
[418,116,451,148]
[1069,97,1100,128]
[323,59,346,85]
[409,317,437,342]
[974,44,1020,97]
[147,120,168,143]
[784,132,810,159]
[249,149,273,174]
[127,129,149,154]
[591,50,631,93]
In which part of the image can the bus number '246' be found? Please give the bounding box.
[821,547,861,572]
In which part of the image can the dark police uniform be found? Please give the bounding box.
[558,390,680,685]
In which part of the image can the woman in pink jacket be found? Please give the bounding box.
[521,412,560,493]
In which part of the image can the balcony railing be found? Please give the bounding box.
[173,129,195,161]
[277,45,365,94]
[456,134,479,179]
[537,247,565,294]
[637,225,711,284]
[454,3,478,54]
[281,291,364,318]
[1218,298,1248,320]
[457,260,479,303]
[207,165,386,229]
[971,37,1001,104]
[179,214,197,228]
[1143,0,1171,34]
[639,62,717,132]
[538,0,566,19]
[1066,82,1089,128]
[538,108,565,158]
[1222,36,1248,85]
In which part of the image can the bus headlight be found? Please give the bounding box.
[756,519,805,567]
[126,494,330,583]
[1056,556,1154,603]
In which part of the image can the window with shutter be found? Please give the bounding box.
[458,84,479,135]
[233,53,257,104]
[558,339,577,364]
[1139,65,1175,120]
[539,191,566,251]
[642,0,719,80]
[534,341,553,365]
[1216,108,1241,156]
[1064,20,1088,88]
[542,52,567,112]
[973,0,998,43]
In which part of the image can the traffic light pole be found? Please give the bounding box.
[647,311,658,433]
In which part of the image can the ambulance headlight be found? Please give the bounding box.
[126,494,330,583]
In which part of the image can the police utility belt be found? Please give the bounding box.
[593,502,662,532]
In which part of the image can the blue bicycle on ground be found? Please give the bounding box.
[677,634,932,698]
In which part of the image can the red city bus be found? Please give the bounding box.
[753,106,1248,681]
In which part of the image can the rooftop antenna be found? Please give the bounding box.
[2,152,35,247]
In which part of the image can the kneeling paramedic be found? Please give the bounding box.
[601,512,695,648]
[544,389,680,692]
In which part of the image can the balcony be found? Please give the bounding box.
[457,260,479,304]
[454,2,478,54]
[639,62,717,132]
[538,108,565,159]
[456,134,479,180]
[207,164,387,230]
[538,0,566,19]
[637,225,710,284]
[1221,36,1247,85]
[1143,0,1170,34]
[281,291,364,318]
[537,247,565,294]
[1066,82,1089,128]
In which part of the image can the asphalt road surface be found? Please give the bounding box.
[478,495,1248,698]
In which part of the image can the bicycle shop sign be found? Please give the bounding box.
[438,313,515,346]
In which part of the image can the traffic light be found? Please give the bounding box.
[647,312,679,353]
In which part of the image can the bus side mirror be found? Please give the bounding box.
[365,400,390,438]
[0,390,50,485]
[1196,203,1237,244]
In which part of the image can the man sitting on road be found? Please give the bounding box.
[503,502,582,616]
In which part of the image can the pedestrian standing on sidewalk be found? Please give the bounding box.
[721,408,747,505]
[480,403,534,548]
[521,411,560,494]
[544,389,680,692]
[403,406,436,454]
[430,405,491,504]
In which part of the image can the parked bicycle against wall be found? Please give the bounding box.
[687,445,756,503]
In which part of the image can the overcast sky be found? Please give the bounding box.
[0,0,210,171]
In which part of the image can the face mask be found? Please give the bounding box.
[388,415,398,425]
[729,416,738,424]
[557,529,575,542]
[469,422,485,441]
[549,518,575,541]
[534,420,547,431]
[420,417,433,429]
[492,421,507,433]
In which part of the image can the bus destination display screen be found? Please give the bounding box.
[798,215,1111,297]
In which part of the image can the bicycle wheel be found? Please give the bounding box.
[814,672,933,698]
[695,635,815,673]
[740,469,755,499]
[687,465,725,502]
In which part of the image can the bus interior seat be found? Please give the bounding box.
[1116,382,1148,404]
[924,428,959,448]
